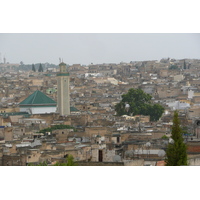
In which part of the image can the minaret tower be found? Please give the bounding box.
[57,62,70,116]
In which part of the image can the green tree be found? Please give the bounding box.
[165,111,188,166]
[148,104,165,121]
[32,64,36,72]
[53,155,77,166]
[169,65,179,70]
[161,135,169,139]
[183,60,187,69]
[38,63,43,72]
[115,88,164,121]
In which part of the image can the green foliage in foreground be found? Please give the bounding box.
[115,88,165,121]
[39,124,77,134]
[53,155,77,166]
[165,111,188,166]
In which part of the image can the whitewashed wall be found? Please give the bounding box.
[20,106,56,114]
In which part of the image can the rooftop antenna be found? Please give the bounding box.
[59,58,61,63]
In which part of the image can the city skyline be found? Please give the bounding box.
[0,33,200,65]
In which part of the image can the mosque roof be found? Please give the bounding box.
[19,90,79,112]
[19,90,56,106]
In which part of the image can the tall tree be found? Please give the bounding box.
[115,88,164,121]
[38,63,43,72]
[165,111,188,166]
[183,60,187,69]
[32,64,36,72]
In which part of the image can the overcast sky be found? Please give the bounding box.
[0,33,200,65]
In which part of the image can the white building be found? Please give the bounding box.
[166,101,190,110]
[19,90,57,114]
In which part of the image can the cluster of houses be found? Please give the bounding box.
[0,58,200,165]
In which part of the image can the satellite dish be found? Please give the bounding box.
[145,142,151,147]
[113,155,121,162]
[169,138,174,144]
[158,150,166,157]
[125,103,130,108]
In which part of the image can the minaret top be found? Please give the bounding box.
[57,62,69,76]
[59,62,67,73]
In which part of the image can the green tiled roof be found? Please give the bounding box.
[57,73,69,76]
[19,90,56,106]
[0,112,30,118]
[70,107,79,112]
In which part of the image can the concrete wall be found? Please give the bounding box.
[188,157,200,166]
[143,160,157,166]
[4,127,13,141]
[85,127,114,137]
[0,107,20,113]
[2,154,27,166]
[13,127,25,138]
[31,79,43,86]
[52,129,73,142]
[104,149,116,162]
[174,74,184,82]
[90,145,117,162]
[159,69,168,78]
[111,136,121,144]
[27,150,41,163]
[123,159,144,166]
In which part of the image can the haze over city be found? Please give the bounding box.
[0,33,200,65]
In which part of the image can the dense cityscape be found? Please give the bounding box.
[0,56,199,166]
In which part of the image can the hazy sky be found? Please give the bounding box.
[0,33,200,65]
